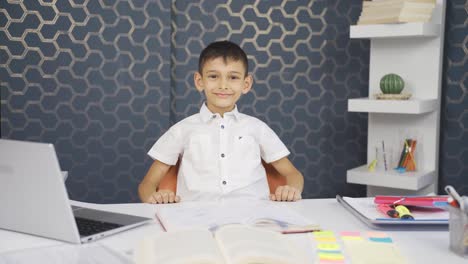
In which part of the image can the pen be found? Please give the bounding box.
[444,185,463,211]
[281,228,322,234]
[377,204,399,218]
[382,140,388,171]
[395,205,414,220]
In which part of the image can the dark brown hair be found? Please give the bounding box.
[198,40,248,76]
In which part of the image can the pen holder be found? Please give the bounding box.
[449,206,468,257]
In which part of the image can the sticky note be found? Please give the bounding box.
[340,231,360,237]
[341,236,364,241]
[317,243,341,251]
[318,252,345,261]
[369,237,393,243]
[318,260,345,264]
[367,231,388,238]
[314,231,335,237]
[343,240,407,264]
[315,236,337,242]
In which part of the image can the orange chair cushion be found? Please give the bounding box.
[158,160,286,194]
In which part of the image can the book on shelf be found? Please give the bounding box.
[358,0,436,25]
[134,225,305,264]
[155,199,320,234]
[358,14,432,25]
[363,0,436,7]
[361,5,435,16]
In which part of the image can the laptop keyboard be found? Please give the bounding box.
[75,217,124,237]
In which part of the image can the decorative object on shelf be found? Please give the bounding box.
[367,159,377,172]
[380,73,405,94]
[374,93,412,100]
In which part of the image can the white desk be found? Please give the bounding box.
[0,199,465,263]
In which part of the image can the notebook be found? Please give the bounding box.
[337,195,448,227]
[0,139,152,244]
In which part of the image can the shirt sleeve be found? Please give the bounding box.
[258,122,290,163]
[147,126,183,165]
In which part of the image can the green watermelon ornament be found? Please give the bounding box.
[380,73,404,94]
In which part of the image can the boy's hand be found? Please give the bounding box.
[146,189,180,204]
[270,185,302,202]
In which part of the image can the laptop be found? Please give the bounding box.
[0,139,153,244]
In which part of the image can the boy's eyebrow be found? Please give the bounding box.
[204,70,243,75]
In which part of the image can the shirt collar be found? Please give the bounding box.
[200,102,241,123]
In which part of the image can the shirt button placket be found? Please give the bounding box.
[220,121,228,191]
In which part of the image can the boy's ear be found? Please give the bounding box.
[194,72,204,92]
[242,74,253,94]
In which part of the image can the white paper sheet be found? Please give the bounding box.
[155,198,318,232]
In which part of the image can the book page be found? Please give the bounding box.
[135,229,225,264]
[155,198,318,232]
[343,197,448,220]
[215,225,301,264]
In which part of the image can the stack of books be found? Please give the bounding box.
[357,0,436,25]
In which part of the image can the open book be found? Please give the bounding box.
[135,225,304,264]
[155,199,319,234]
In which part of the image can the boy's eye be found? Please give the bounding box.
[208,75,217,79]
[230,76,240,80]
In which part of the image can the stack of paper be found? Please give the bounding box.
[357,0,436,25]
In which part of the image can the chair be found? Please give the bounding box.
[158,160,286,194]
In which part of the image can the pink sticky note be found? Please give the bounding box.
[340,231,360,237]
[367,231,388,238]
[318,260,345,264]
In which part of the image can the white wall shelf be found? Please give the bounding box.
[350,22,440,39]
[348,98,438,114]
[347,165,435,191]
[346,0,446,196]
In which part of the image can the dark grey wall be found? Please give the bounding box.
[439,0,468,194]
[1,1,466,203]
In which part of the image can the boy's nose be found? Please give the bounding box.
[220,78,228,89]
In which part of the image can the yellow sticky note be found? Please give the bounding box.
[315,237,337,242]
[317,243,341,251]
[318,253,345,261]
[314,231,335,237]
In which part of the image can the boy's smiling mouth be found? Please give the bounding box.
[214,93,232,98]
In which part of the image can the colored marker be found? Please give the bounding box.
[395,205,414,220]
[377,204,399,218]
[447,197,459,208]
[444,185,463,210]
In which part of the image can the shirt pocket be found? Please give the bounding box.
[232,135,261,174]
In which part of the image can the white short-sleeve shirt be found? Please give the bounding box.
[147,103,290,201]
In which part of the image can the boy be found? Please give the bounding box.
[138,41,304,203]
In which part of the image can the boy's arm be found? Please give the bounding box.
[138,160,180,203]
[269,157,304,202]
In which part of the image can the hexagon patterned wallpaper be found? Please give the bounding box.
[0,1,466,203]
[439,0,468,194]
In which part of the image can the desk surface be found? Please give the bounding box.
[0,198,465,263]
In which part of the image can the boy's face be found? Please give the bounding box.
[194,57,252,115]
